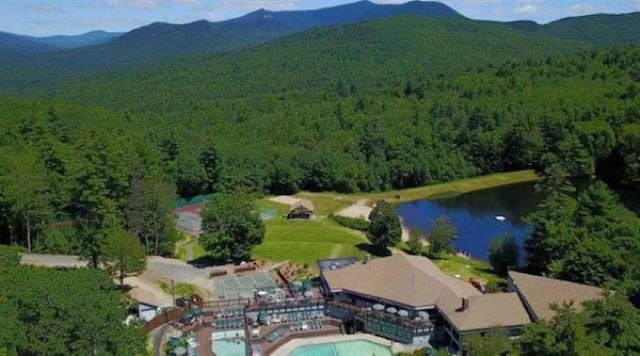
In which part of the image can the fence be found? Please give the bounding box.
[172,194,213,209]
[143,294,204,332]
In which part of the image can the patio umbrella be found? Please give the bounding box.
[174,346,187,356]
[386,307,397,314]
[372,304,385,311]
[303,290,313,298]
[418,311,429,319]
[170,330,183,339]
[397,310,409,317]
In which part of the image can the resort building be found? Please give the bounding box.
[156,254,606,355]
[507,270,604,321]
[320,253,531,350]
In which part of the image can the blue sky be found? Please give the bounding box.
[2,0,639,36]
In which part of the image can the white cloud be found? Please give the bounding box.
[215,0,303,11]
[24,3,67,13]
[568,2,597,15]
[513,4,538,14]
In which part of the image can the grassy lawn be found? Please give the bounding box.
[351,170,538,203]
[176,233,207,261]
[177,171,536,281]
[292,193,356,217]
[395,241,504,285]
[252,217,368,270]
[431,254,504,285]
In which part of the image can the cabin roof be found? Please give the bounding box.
[290,199,314,212]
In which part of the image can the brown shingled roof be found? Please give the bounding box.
[324,254,531,331]
[290,199,314,212]
[323,253,481,308]
[439,292,532,332]
[508,271,604,321]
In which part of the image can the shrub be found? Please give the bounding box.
[329,213,370,231]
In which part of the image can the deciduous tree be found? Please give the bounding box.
[200,193,265,263]
[101,228,147,289]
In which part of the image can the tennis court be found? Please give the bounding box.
[175,204,204,235]
[215,272,278,300]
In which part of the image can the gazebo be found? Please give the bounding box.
[287,200,315,220]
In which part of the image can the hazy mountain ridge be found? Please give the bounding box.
[0,1,461,71]
[25,30,123,49]
[502,12,640,46]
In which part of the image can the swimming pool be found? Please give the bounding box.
[211,329,247,356]
[288,340,392,356]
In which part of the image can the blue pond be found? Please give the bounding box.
[395,182,541,262]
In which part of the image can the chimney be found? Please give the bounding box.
[461,298,469,311]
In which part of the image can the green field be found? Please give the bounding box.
[297,170,538,207]
[252,217,368,269]
[179,171,537,280]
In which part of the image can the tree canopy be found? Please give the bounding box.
[524,178,640,307]
[0,246,147,355]
[200,193,265,263]
[488,234,520,275]
[367,200,402,252]
[428,215,457,256]
[101,227,147,289]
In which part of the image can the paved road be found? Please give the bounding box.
[20,253,214,292]
[20,253,88,267]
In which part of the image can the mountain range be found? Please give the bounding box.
[0,0,638,96]
[1,0,637,73]
[0,30,122,54]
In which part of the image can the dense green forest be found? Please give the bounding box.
[1,8,640,355]
[1,16,640,252]
[0,247,147,355]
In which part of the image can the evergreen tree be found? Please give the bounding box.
[428,216,457,256]
[407,227,423,255]
[488,234,520,275]
[367,200,402,253]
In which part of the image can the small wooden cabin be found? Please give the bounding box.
[287,200,315,220]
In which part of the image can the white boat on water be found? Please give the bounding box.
[495,215,506,221]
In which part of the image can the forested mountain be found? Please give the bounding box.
[3,16,590,99]
[0,0,460,73]
[504,12,640,46]
[0,31,58,54]
[0,3,639,255]
[0,30,121,55]
[24,30,122,49]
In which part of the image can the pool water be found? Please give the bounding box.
[211,329,247,356]
[289,340,393,356]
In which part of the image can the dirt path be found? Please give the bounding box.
[335,199,372,220]
[268,195,300,206]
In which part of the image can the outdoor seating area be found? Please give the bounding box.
[173,306,204,330]
[213,318,245,330]
[265,326,288,343]
[258,309,325,325]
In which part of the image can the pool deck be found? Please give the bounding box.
[270,333,416,356]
